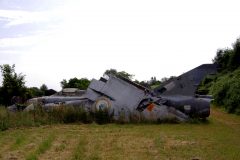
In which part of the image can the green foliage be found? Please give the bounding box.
[139,81,150,88]
[26,87,44,99]
[104,69,118,76]
[199,37,240,115]
[213,38,240,71]
[149,76,161,86]
[161,76,176,83]
[133,80,150,88]
[40,84,48,95]
[24,85,56,100]
[0,64,26,105]
[0,64,53,103]
[196,75,216,95]
[104,69,134,80]
[61,77,90,90]
[210,69,240,114]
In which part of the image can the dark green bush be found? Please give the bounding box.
[197,75,216,95]
[225,82,240,113]
[211,69,240,114]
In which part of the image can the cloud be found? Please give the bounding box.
[0,8,61,27]
[0,8,62,49]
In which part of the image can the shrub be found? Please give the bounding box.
[224,82,240,113]
[211,69,240,114]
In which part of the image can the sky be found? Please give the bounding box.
[0,0,240,91]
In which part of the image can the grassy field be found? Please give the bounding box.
[0,107,239,160]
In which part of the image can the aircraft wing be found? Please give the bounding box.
[153,64,218,96]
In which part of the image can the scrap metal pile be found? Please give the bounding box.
[8,64,217,122]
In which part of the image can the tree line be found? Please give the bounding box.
[0,65,163,106]
[0,64,56,106]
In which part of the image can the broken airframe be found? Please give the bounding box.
[11,64,217,122]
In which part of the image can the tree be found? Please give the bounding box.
[213,38,240,71]
[213,49,232,71]
[160,76,176,83]
[104,69,118,76]
[139,81,150,88]
[60,77,90,90]
[40,84,48,95]
[26,86,56,98]
[0,64,26,106]
[229,38,240,70]
[104,69,134,80]
[148,76,161,86]
[26,87,44,99]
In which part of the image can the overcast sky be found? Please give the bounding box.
[0,0,240,90]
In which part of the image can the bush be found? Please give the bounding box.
[211,69,240,114]
[224,82,240,113]
[196,75,216,95]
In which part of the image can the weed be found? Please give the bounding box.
[72,137,86,160]
[11,134,26,150]
[26,134,55,160]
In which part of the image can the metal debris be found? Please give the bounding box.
[10,64,217,122]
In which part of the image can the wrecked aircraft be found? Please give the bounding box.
[8,64,217,122]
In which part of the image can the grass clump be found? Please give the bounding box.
[10,133,26,150]
[26,134,55,160]
[0,107,9,131]
[72,138,86,160]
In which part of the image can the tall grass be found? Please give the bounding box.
[0,105,112,131]
[0,105,194,131]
